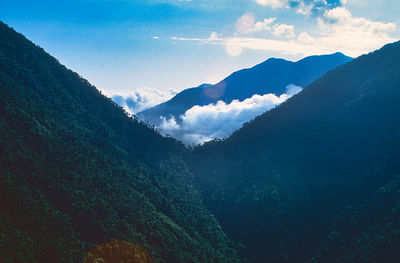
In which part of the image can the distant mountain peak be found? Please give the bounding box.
[136,52,353,143]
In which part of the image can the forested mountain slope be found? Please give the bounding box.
[0,22,240,263]
[189,41,400,263]
[138,53,352,126]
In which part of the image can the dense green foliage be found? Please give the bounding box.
[189,41,400,262]
[0,22,240,263]
[313,175,400,263]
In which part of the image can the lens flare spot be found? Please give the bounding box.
[226,41,243,56]
[235,12,255,34]
[83,239,153,263]
[203,81,226,100]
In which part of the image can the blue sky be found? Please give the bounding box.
[1,0,399,106]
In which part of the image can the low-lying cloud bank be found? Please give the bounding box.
[112,88,177,114]
[158,84,302,145]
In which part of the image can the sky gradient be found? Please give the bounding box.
[1,0,399,106]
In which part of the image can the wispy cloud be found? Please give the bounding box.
[112,88,177,114]
[272,23,296,38]
[254,0,286,9]
[254,0,345,15]
[251,18,277,32]
[171,6,397,57]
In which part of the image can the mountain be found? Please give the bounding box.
[2,20,400,263]
[138,53,353,126]
[0,22,240,263]
[188,41,400,263]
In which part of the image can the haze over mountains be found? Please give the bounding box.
[132,52,352,144]
[2,21,400,263]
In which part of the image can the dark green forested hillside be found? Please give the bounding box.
[189,41,400,262]
[313,175,400,263]
[0,22,240,263]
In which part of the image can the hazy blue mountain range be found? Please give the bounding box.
[138,52,353,126]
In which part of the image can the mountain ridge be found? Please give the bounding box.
[137,52,353,126]
[188,40,400,263]
[0,21,240,263]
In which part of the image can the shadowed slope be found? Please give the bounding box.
[189,41,400,263]
[0,22,240,263]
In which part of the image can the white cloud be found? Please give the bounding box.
[218,36,333,56]
[171,7,397,58]
[325,6,351,19]
[237,15,294,38]
[157,84,302,145]
[295,1,313,15]
[160,115,179,130]
[172,31,221,42]
[112,88,177,114]
[273,23,296,38]
[254,0,287,8]
[253,0,359,17]
[209,31,219,40]
[297,32,316,44]
[251,18,277,32]
[323,7,396,34]
[314,7,397,56]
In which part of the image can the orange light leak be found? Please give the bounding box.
[83,239,153,263]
